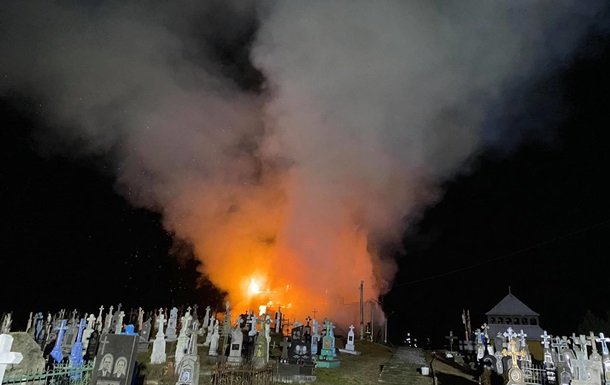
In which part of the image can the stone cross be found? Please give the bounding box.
[517,330,527,348]
[137,308,144,332]
[597,333,610,356]
[26,312,33,333]
[280,337,290,360]
[588,332,599,354]
[541,331,551,349]
[97,306,104,332]
[248,314,258,336]
[446,331,457,351]
[503,327,517,341]
[0,334,23,384]
[87,314,96,329]
[474,329,483,344]
[115,311,125,334]
[481,323,489,340]
[502,339,526,368]
[156,309,166,337]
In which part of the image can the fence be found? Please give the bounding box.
[521,361,551,385]
[212,363,275,385]
[2,361,95,385]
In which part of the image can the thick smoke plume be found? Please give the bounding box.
[0,0,604,321]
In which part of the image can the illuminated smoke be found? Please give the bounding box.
[0,0,605,323]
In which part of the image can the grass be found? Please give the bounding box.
[134,337,478,385]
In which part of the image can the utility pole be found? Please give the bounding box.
[360,281,364,340]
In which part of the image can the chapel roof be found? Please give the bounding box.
[485,292,539,316]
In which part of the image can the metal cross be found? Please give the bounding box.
[503,327,517,341]
[502,339,526,368]
[312,308,318,319]
[517,330,527,347]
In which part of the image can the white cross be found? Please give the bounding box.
[597,333,610,356]
[503,327,517,341]
[517,330,527,347]
[248,314,258,336]
[588,332,599,354]
[541,331,551,349]
[481,323,489,339]
[0,334,23,384]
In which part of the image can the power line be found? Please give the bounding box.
[392,218,610,288]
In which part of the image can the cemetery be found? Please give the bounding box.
[3,289,610,385]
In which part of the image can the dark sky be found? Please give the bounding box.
[1,1,610,345]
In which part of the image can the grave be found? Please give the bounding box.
[0,334,23,384]
[339,325,361,356]
[316,320,340,368]
[91,333,138,385]
[2,333,42,379]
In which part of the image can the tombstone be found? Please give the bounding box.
[82,314,97,353]
[114,311,125,334]
[84,330,100,361]
[248,314,258,337]
[208,320,219,357]
[138,318,152,353]
[317,320,339,368]
[97,306,104,333]
[280,337,291,363]
[137,308,144,333]
[291,325,304,344]
[596,333,610,382]
[203,315,215,347]
[1,313,13,334]
[176,334,199,385]
[50,320,69,363]
[252,329,269,369]
[175,326,189,366]
[345,325,355,351]
[227,326,243,364]
[275,308,283,334]
[109,304,123,335]
[311,319,320,356]
[91,333,138,385]
[150,309,167,364]
[200,307,211,338]
[103,306,114,334]
[68,319,87,368]
[0,334,23,384]
[166,307,179,342]
[502,339,526,385]
[446,331,457,352]
[2,333,43,380]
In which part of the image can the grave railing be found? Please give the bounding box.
[1,361,95,385]
[212,361,276,385]
[521,361,552,385]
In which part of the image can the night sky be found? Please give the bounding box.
[1,1,610,345]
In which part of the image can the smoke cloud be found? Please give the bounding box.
[0,0,605,320]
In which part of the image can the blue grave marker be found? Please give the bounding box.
[50,320,69,363]
[121,325,139,336]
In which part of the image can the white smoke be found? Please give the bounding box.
[0,0,605,305]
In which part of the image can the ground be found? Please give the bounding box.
[134,338,478,385]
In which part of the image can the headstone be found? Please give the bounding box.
[0,334,23,384]
[114,311,125,334]
[50,320,69,363]
[166,307,178,341]
[446,330,457,352]
[345,325,355,351]
[248,314,258,337]
[203,315,215,347]
[502,339,526,385]
[275,308,283,334]
[109,304,122,334]
[311,319,319,356]
[252,327,268,368]
[91,333,138,385]
[138,318,152,353]
[84,330,100,361]
[597,333,610,382]
[103,306,114,334]
[82,314,97,353]
[150,309,167,364]
[1,313,13,334]
[97,306,104,333]
[317,320,339,368]
[227,326,243,364]
[176,332,199,385]
[68,319,86,368]
[280,337,291,362]
[208,320,219,357]
[2,333,43,380]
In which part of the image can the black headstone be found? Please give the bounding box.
[91,333,138,385]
